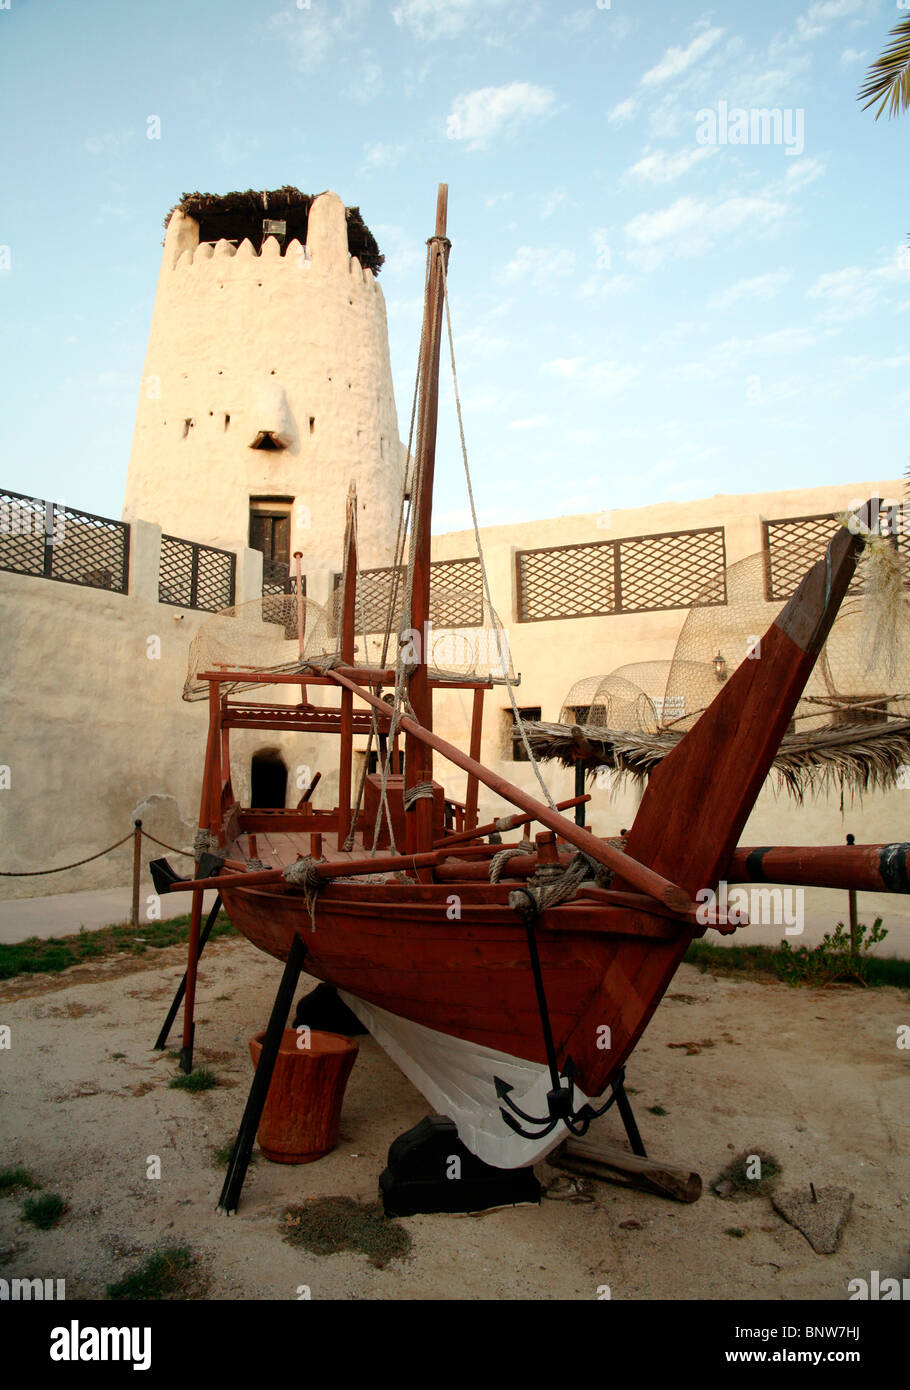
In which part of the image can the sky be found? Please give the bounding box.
[0,0,908,533]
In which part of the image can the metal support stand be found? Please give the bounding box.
[153,893,223,1052]
[218,935,307,1215]
[607,1067,646,1157]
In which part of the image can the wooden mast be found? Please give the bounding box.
[404,184,450,856]
[336,483,358,850]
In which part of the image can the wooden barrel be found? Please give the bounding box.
[248,1028,359,1164]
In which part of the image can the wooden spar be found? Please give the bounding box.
[727,842,910,893]
[168,846,498,892]
[322,667,691,910]
[337,486,357,850]
[197,667,494,690]
[465,685,484,831]
[432,794,590,849]
[294,550,307,706]
[405,184,450,858]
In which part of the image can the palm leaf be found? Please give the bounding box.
[859,15,910,119]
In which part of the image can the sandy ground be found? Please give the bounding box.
[0,935,908,1302]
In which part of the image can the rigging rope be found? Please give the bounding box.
[439,254,558,812]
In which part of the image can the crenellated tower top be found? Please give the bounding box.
[123,189,406,578]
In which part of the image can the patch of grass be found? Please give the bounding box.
[714,1150,781,1199]
[283,1197,411,1270]
[0,913,235,980]
[107,1245,208,1300]
[0,1167,38,1197]
[647,1104,668,1117]
[169,1067,218,1092]
[21,1193,66,1229]
[724,1227,746,1238]
[685,924,909,990]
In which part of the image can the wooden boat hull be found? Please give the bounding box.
[221,876,693,1101]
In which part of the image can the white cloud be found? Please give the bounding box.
[578,273,637,300]
[625,194,788,270]
[840,47,867,64]
[641,26,724,87]
[608,97,638,126]
[348,59,383,103]
[509,415,550,430]
[625,145,715,184]
[785,157,826,190]
[83,129,134,157]
[540,358,639,396]
[716,328,818,361]
[392,0,508,40]
[269,0,371,73]
[807,259,910,324]
[540,189,567,219]
[709,269,793,310]
[499,245,576,288]
[796,0,866,43]
[446,82,556,149]
[540,357,587,378]
[361,141,407,171]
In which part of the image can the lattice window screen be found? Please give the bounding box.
[516,527,726,622]
[336,556,484,634]
[760,506,910,602]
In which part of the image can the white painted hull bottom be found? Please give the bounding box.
[339,990,597,1169]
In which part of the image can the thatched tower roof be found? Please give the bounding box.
[164,187,384,273]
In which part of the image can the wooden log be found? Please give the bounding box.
[550,1133,702,1204]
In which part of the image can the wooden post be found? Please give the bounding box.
[574,761,586,827]
[465,685,484,831]
[337,488,357,851]
[131,820,142,928]
[846,833,858,955]
[294,550,307,706]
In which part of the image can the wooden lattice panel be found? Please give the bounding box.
[338,556,484,634]
[516,541,615,622]
[516,526,726,622]
[617,528,726,613]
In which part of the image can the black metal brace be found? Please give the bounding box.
[494,886,646,1150]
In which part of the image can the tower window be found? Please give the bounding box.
[250,431,285,451]
[309,417,315,435]
[224,414,230,430]
[182,418,194,438]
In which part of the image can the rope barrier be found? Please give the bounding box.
[0,832,134,876]
[0,826,195,877]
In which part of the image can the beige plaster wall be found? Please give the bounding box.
[428,480,910,954]
[121,192,407,577]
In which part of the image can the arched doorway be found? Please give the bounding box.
[250,750,288,809]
